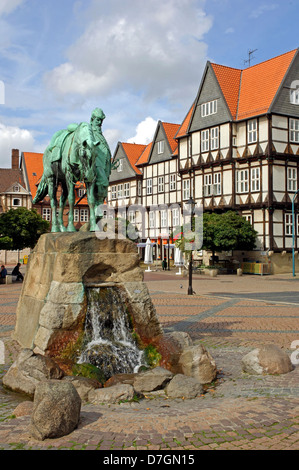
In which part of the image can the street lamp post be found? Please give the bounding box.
[292,189,299,277]
[186,197,196,295]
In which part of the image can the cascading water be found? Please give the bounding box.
[78,287,145,380]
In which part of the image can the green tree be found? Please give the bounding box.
[202,211,257,260]
[174,210,257,260]
[0,208,50,250]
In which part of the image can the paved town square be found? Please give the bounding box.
[0,269,298,451]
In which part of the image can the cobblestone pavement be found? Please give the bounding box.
[0,272,298,451]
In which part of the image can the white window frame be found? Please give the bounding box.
[170,174,176,191]
[287,167,297,192]
[12,198,21,207]
[42,208,51,221]
[290,119,299,143]
[236,169,249,194]
[146,178,153,195]
[13,185,20,192]
[158,176,164,193]
[80,209,89,223]
[251,167,260,192]
[74,209,79,222]
[117,184,123,199]
[248,119,257,144]
[201,130,209,153]
[213,172,221,195]
[285,213,293,236]
[160,209,167,228]
[124,182,130,198]
[157,141,165,155]
[201,100,217,117]
[243,214,253,225]
[183,179,190,200]
[78,188,85,198]
[291,88,299,105]
[204,174,213,196]
[149,211,155,228]
[172,208,180,227]
[210,127,219,150]
[111,185,117,200]
[128,211,136,224]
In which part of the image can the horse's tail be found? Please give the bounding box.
[33,175,48,204]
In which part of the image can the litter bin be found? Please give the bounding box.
[23,255,28,265]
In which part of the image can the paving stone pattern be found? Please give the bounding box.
[0,273,298,450]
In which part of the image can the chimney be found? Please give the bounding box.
[11,149,19,170]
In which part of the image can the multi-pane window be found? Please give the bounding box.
[243,214,253,225]
[287,167,297,192]
[74,209,79,222]
[213,172,221,195]
[183,179,190,200]
[149,211,155,228]
[285,213,293,236]
[157,141,165,155]
[124,182,130,198]
[290,119,299,143]
[160,210,167,228]
[42,208,51,221]
[78,188,85,198]
[210,127,219,150]
[158,176,164,193]
[251,167,260,192]
[80,209,89,222]
[13,185,19,192]
[204,174,213,196]
[117,184,123,199]
[201,100,217,117]
[172,208,180,227]
[170,174,176,191]
[248,119,257,144]
[128,211,136,224]
[111,185,117,200]
[146,178,153,195]
[201,130,209,152]
[138,181,142,197]
[236,169,249,193]
[117,159,123,172]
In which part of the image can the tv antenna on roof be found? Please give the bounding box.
[244,49,258,67]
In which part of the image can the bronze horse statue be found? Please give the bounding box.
[33,108,113,232]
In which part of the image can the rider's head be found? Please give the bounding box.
[91,108,106,124]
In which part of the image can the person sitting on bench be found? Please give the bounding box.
[12,263,24,282]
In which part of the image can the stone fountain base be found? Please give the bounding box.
[12,232,163,373]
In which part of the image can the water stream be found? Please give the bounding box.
[78,287,145,380]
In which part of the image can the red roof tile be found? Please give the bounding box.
[136,142,152,166]
[175,104,195,138]
[161,122,180,153]
[121,143,147,174]
[211,49,298,121]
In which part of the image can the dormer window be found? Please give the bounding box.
[157,141,164,155]
[78,189,86,198]
[201,100,217,117]
[13,185,19,192]
[291,87,299,105]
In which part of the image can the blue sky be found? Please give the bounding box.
[0,0,298,166]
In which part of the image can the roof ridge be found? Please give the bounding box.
[242,48,298,71]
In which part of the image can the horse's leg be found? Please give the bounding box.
[58,182,68,232]
[66,181,77,232]
[48,177,59,232]
[86,182,97,232]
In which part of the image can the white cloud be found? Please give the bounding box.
[0,123,35,167]
[225,27,235,34]
[44,0,212,109]
[0,0,25,16]
[250,4,278,19]
[128,117,157,145]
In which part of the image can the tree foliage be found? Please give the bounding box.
[0,208,50,250]
[174,211,257,257]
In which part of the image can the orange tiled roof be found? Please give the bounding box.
[211,49,298,121]
[136,142,152,166]
[161,122,180,154]
[175,104,195,139]
[22,152,44,199]
[121,143,147,174]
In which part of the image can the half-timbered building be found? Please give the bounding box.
[176,48,299,273]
